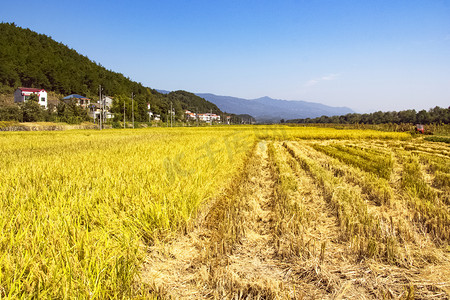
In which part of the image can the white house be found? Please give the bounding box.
[90,109,115,121]
[198,113,220,122]
[14,87,48,108]
[89,95,115,122]
[185,110,197,120]
[101,96,114,110]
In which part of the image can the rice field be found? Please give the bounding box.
[0,126,449,298]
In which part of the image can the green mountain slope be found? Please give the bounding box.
[0,22,221,122]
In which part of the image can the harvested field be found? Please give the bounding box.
[142,137,450,299]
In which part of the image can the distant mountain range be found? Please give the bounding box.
[156,90,171,94]
[195,93,354,123]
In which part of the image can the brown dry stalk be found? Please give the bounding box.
[139,140,450,299]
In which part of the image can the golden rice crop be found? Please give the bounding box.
[0,127,255,298]
[252,125,411,140]
[1,125,446,298]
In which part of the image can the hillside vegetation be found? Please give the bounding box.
[0,22,231,123]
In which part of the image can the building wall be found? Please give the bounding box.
[14,89,48,108]
[103,96,113,109]
[37,91,48,108]
[14,89,24,103]
[198,114,220,122]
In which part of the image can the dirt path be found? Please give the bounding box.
[210,141,302,298]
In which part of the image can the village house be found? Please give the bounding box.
[62,94,91,108]
[102,96,114,110]
[88,95,115,122]
[185,110,221,123]
[14,87,48,108]
[198,113,220,122]
[90,107,115,121]
[146,103,154,122]
[185,110,197,120]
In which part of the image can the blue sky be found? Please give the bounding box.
[1,0,449,112]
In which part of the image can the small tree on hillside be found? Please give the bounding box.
[21,94,44,122]
[0,105,22,121]
[56,100,91,124]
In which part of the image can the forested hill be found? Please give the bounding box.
[0,22,221,121]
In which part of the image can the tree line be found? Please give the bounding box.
[287,106,450,125]
[0,94,91,123]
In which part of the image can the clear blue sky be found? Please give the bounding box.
[1,0,449,112]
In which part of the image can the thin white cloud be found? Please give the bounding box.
[304,73,340,87]
[305,79,319,87]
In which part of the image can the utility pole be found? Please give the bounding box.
[98,85,102,130]
[123,97,126,129]
[170,102,173,128]
[131,92,134,129]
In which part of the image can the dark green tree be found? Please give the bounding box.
[0,105,22,121]
[416,110,430,124]
[56,100,90,124]
[21,94,43,122]
[398,109,416,123]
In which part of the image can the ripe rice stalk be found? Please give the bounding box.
[0,128,256,298]
[283,142,401,262]
[400,154,450,243]
[267,142,312,258]
[311,143,393,180]
[303,141,394,206]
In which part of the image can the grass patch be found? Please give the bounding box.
[424,136,450,144]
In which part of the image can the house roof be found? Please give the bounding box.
[63,94,90,100]
[18,87,45,93]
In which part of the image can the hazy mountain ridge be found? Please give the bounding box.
[195,93,354,122]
